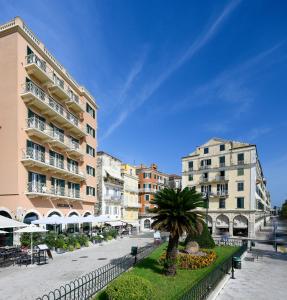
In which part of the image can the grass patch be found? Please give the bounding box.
[95,243,239,300]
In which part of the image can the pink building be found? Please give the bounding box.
[0,17,98,233]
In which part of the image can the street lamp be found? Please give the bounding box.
[202,192,210,228]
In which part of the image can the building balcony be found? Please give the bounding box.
[66,93,84,114]
[21,82,86,138]
[21,150,86,182]
[25,54,53,85]
[48,74,70,100]
[199,165,211,170]
[238,160,245,165]
[139,188,157,193]
[215,175,228,182]
[104,194,123,203]
[26,117,67,150]
[124,202,141,208]
[216,190,229,197]
[26,182,83,201]
[25,117,84,157]
[66,141,84,158]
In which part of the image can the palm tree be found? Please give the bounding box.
[150,187,204,276]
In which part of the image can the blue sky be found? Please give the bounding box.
[1,0,286,206]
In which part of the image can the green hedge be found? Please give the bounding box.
[105,274,154,300]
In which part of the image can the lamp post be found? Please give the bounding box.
[203,192,210,228]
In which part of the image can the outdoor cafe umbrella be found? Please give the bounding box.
[0,215,27,229]
[0,229,8,234]
[15,224,48,265]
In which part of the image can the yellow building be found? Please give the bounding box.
[182,138,271,238]
[121,164,140,229]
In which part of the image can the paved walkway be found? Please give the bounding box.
[0,235,153,300]
[216,219,287,300]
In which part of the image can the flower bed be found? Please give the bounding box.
[158,249,217,270]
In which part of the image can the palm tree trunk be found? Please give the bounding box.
[165,233,179,276]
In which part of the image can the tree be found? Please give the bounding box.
[150,187,204,276]
[185,222,215,248]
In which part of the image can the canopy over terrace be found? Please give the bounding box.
[0,216,28,228]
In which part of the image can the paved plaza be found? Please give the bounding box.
[0,235,153,300]
[216,219,287,300]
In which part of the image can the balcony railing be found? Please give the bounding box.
[26,182,82,200]
[22,149,85,181]
[215,175,228,181]
[199,177,209,183]
[217,190,229,197]
[199,165,211,170]
[139,188,157,193]
[104,194,123,202]
[238,160,245,165]
[21,82,86,137]
[49,73,70,100]
[26,118,83,155]
[25,53,53,84]
[219,162,225,168]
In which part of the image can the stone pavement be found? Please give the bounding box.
[216,221,287,300]
[0,235,153,300]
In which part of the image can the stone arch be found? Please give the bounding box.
[46,210,63,217]
[23,211,40,224]
[0,210,13,246]
[233,214,248,237]
[144,219,151,229]
[67,210,79,217]
[83,211,92,217]
[0,209,12,219]
[216,214,229,228]
[206,215,213,228]
[233,215,248,228]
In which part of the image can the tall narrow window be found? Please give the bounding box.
[237,197,244,208]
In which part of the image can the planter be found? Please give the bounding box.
[56,248,65,254]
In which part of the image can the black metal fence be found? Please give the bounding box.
[36,243,159,300]
[180,241,248,300]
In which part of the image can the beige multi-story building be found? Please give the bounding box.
[96,152,123,219]
[182,138,271,238]
[121,164,140,229]
[0,17,98,229]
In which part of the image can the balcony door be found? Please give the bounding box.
[28,109,46,131]
[67,158,78,173]
[68,182,80,198]
[49,150,64,169]
[28,172,46,193]
[51,177,65,196]
[27,140,45,162]
[51,123,64,142]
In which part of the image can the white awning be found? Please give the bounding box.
[32,215,64,225]
[122,220,140,227]
[0,216,28,228]
[106,221,125,227]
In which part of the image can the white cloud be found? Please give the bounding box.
[103,0,241,137]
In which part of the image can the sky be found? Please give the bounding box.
[0,0,286,206]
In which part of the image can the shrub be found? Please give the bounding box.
[109,228,118,239]
[107,235,113,241]
[63,243,68,251]
[75,242,81,249]
[185,223,215,249]
[78,234,89,246]
[45,232,58,248]
[20,232,44,247]
[158,250,217,270]
[55,238,65,249]
[68,245,74,252]
[105,275,154,300]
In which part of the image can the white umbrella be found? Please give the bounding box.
[0,215,28,228]
[32,215,63,225]
[15,225,48,265]
[0,229,8,234]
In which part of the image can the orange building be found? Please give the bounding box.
[0,17,98,238]
[136,164,169,231]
